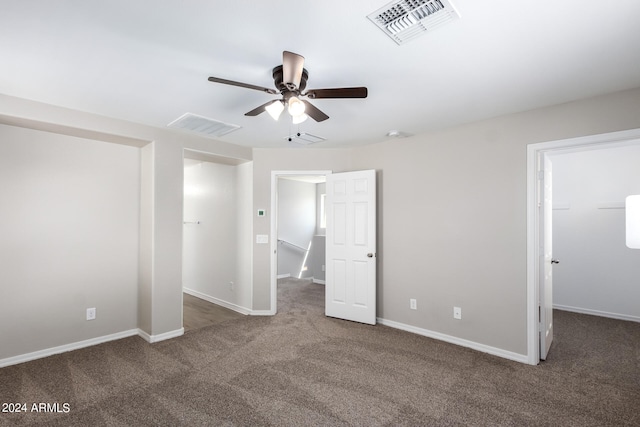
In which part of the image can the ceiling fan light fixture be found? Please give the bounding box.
[288,96,306,117]
[292,113,308,124]
[265,100,284,120]
[207,50,366,124]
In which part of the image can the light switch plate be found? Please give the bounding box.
[256,234,269,244]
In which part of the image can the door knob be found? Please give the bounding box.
[551,259,560,264]
[367,253,374,258]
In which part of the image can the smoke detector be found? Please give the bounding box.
[368,0,460,45]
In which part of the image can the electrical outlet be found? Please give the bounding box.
[86,307,96,321]
[410,299,417,310]
[230,281,234,291]
[453,306,462,320]
[321,265,325,272]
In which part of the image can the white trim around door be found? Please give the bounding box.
[526,128,640,365]
[270,170,332,315]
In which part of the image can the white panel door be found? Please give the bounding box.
[325,170,376,325]
[540,154,554,360]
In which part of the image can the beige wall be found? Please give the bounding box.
[235,161,254,310]
[0,94,252,363]
[1,86,639,363]
[138,143,154,334]
[250,87,640,356]
[0,124,140,359]
[350,87,640,355]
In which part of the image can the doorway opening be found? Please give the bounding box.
[270,171,331,315]
[182,149,252,332]
[526,128,640,364]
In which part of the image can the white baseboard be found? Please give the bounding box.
[0,329,139,368]
[183,287,251,316]
[1,327,188,368]
[249,310,276,316]
[277,274,291,279]
[312,278,325,285]
[554,304,640,323]
[376,317,529,364]
[137,327,184,343]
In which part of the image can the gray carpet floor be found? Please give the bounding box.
[1,278,638,426]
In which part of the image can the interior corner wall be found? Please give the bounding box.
[138,142,154,335]
[235,161,253,310]
[350,87,640,356]
[147,141,253,336]
[551,144,640,320]
[148,139,185,336]
[0,124,140,360]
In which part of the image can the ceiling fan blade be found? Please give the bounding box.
[305,87,368,99]
[302,100,329,122]
[208,76,277,95]
[282,51,305,89]
[245,100,279,116]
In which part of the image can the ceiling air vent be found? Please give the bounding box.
[367,0,460,45]
[167,113,241,138]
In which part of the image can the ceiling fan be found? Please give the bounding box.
[208,51,368,123]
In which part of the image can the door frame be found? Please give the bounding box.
[270,170,332,314]
[526,128,640,365]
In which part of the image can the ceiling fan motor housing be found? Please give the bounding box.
[272,65,308,94]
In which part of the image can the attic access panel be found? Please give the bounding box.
[368,0,460,45]
[285,132,326,145]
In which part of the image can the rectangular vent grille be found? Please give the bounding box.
[285,132,326,145]
[167,113,241,138]
[368,0,460,45]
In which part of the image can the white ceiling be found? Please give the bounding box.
[2,0,640,149]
